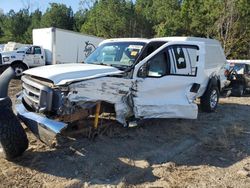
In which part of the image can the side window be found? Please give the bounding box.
[169,45,199,76]
[147,52,169,77]
[138,42,166,61]
[26,47,32,54]
[34,47,41,54]
[186,47,198,75]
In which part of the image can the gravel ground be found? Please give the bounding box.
[0,79,250,188]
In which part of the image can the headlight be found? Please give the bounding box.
[3,57,10,62]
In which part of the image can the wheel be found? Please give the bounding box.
[231,84,244,97]
[0,97,28,160]
[200,86,219,112]
[11,63,27,78]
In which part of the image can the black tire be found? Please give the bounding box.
[11,63,27,79]
[231,84,244,97]
[0,97,28,160]
[200,86,219,112]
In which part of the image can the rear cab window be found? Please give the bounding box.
[169,45,199,76]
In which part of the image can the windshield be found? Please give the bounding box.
[85,42,145,67]
[16,46,29,53]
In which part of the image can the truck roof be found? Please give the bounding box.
[100,37,221,46]
[99,38,149,45]
[150,37,221,45]
[227,60,250,65]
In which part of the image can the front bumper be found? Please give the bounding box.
[15,103,68,146]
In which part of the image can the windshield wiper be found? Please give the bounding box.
[87,62,129,70]
[88,62,110,66]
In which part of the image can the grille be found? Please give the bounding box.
[22,76,53,112]
[0,53,2,64]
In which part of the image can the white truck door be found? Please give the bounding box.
[32,46,45,66]
[23,46,45,67]
[133,41,205,119]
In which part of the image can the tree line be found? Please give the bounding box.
[0,0,249,59]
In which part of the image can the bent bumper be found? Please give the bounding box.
[15,103,68,146]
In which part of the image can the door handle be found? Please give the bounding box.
[41,56,43,59]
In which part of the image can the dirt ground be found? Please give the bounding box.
[0,79,250,188]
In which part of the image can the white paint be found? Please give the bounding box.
[99,38,149,46]
[133,77,198,119]
[33,27,104,64]
[131,39,224,119]
[24,63,124,85]
[227,60,250,65]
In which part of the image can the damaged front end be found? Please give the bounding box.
[15,75,133,146]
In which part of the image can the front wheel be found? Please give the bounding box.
[11,63,27,78]
[200,86,219,112]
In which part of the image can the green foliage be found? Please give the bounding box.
[81,0,135,38]
[23,9,42,43]
[41,3,74,30]
[1,9,31,43]
[0,0,249,58]
[74,9,87,32]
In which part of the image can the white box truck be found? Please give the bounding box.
[0,27,104,77]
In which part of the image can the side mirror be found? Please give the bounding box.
[137,63,148,78]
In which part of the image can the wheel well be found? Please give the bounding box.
[208,76,220,88]
[217,79,221,92]
[11,61,29,69]
[201,76,220,96]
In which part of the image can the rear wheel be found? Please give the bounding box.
[200,86,219,112]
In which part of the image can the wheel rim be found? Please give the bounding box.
[210,89,218,109]
[14,67,24,77]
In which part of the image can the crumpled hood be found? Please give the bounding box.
[23,63,124,85]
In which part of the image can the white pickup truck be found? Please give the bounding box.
[13,37,227,149]
[0,27,104,77]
